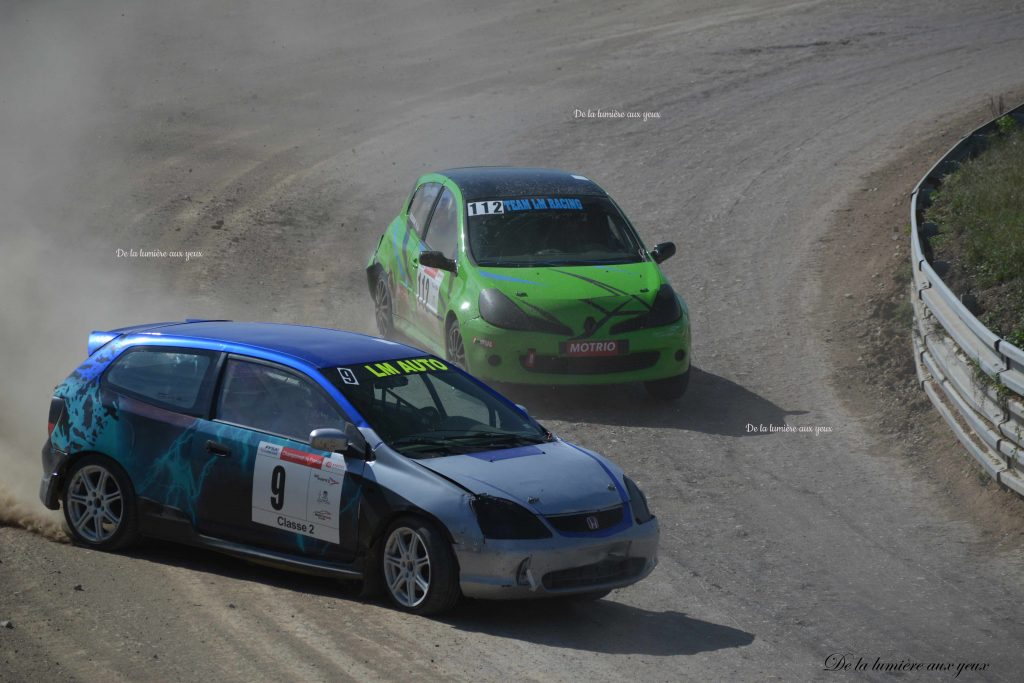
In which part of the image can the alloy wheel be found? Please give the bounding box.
[375,277,394,337]
[66,464,124,544]
[383,526,432,608]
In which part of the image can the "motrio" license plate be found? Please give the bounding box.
[559,340,629,357]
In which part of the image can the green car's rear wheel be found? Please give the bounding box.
[374,275,394,337]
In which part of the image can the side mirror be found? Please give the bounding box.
[310,424,371,461]
[310,428,348,454]
[419,250,457,273]
[650,241,676,264]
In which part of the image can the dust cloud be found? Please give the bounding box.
[0,1,346,536]
[0,2,170,537]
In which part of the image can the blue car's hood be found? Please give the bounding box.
[416,440,624,514]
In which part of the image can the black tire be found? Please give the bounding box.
[61,454,140,551]
[373,273,395,338]
[380,516,461,616]
[445,317,466,368]
[644,367,690,400]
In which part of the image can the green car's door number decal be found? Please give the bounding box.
[467,200,504,216]
[251,440,347,544]
[417,266,444,316]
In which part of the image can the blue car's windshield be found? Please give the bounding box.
[325,357,549,458]
[467,196,645,267]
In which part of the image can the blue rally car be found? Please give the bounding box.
[40,320,658,614]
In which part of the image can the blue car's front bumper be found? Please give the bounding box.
[453,516,659,599]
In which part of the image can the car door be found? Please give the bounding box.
[192,355,364,562]
[416,186,460,335]
[98,346,222,523]
[395,182,442,324]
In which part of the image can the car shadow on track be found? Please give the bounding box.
[122,539,357,599]
[493,366,807,436]
[442,597,755,656]
[120,543,752,657]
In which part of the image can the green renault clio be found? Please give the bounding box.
[366,167,691,399]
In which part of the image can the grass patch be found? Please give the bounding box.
[924,119,1024,347]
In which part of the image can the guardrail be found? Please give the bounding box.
[910,102,1024,497]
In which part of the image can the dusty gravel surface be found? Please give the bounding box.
[2,1,1024,681]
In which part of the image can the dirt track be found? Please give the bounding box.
[2,1,1024,681]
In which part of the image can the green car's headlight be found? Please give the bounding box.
[478,289,572,335]
[623,476,655,524]
[471,495,552,539]
[610,285,682,334]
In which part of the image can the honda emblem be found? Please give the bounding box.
[586,515,599,530]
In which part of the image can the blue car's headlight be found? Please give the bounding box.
[610,285,682,334]
[471,495,552,539]
[478,289,572,335]
[623,476,654,524]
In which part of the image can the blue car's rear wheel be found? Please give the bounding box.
[62,455,139,550]
[381,517,460,615]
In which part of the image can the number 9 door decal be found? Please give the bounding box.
[251,441,346,544]
[270,465,286,510]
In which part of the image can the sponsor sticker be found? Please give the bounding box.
[358,356,448,379]
[416,265,444,315]
[467,200,504,216]
[559,340,628,357]
[503,197,583,211]
[251,440,346,544]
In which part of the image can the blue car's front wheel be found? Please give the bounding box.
[382,517,461,615]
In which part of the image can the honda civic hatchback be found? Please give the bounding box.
[366,167,691,399]
[39,320,659,615]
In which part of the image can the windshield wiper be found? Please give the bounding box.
[388,436,461,455]
[447,431,550,447]
[389,431,550,457]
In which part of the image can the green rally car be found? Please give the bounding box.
[366,167,691,399]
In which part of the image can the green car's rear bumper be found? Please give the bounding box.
[459,317,690,385]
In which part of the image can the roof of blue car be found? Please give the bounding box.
[438,167,607,201]
[120,321,423,368]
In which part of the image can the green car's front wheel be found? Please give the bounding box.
[644,367,690,400]
[445,317,466,368]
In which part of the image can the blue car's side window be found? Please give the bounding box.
[104,347,216,415]
[216,358,347,443]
